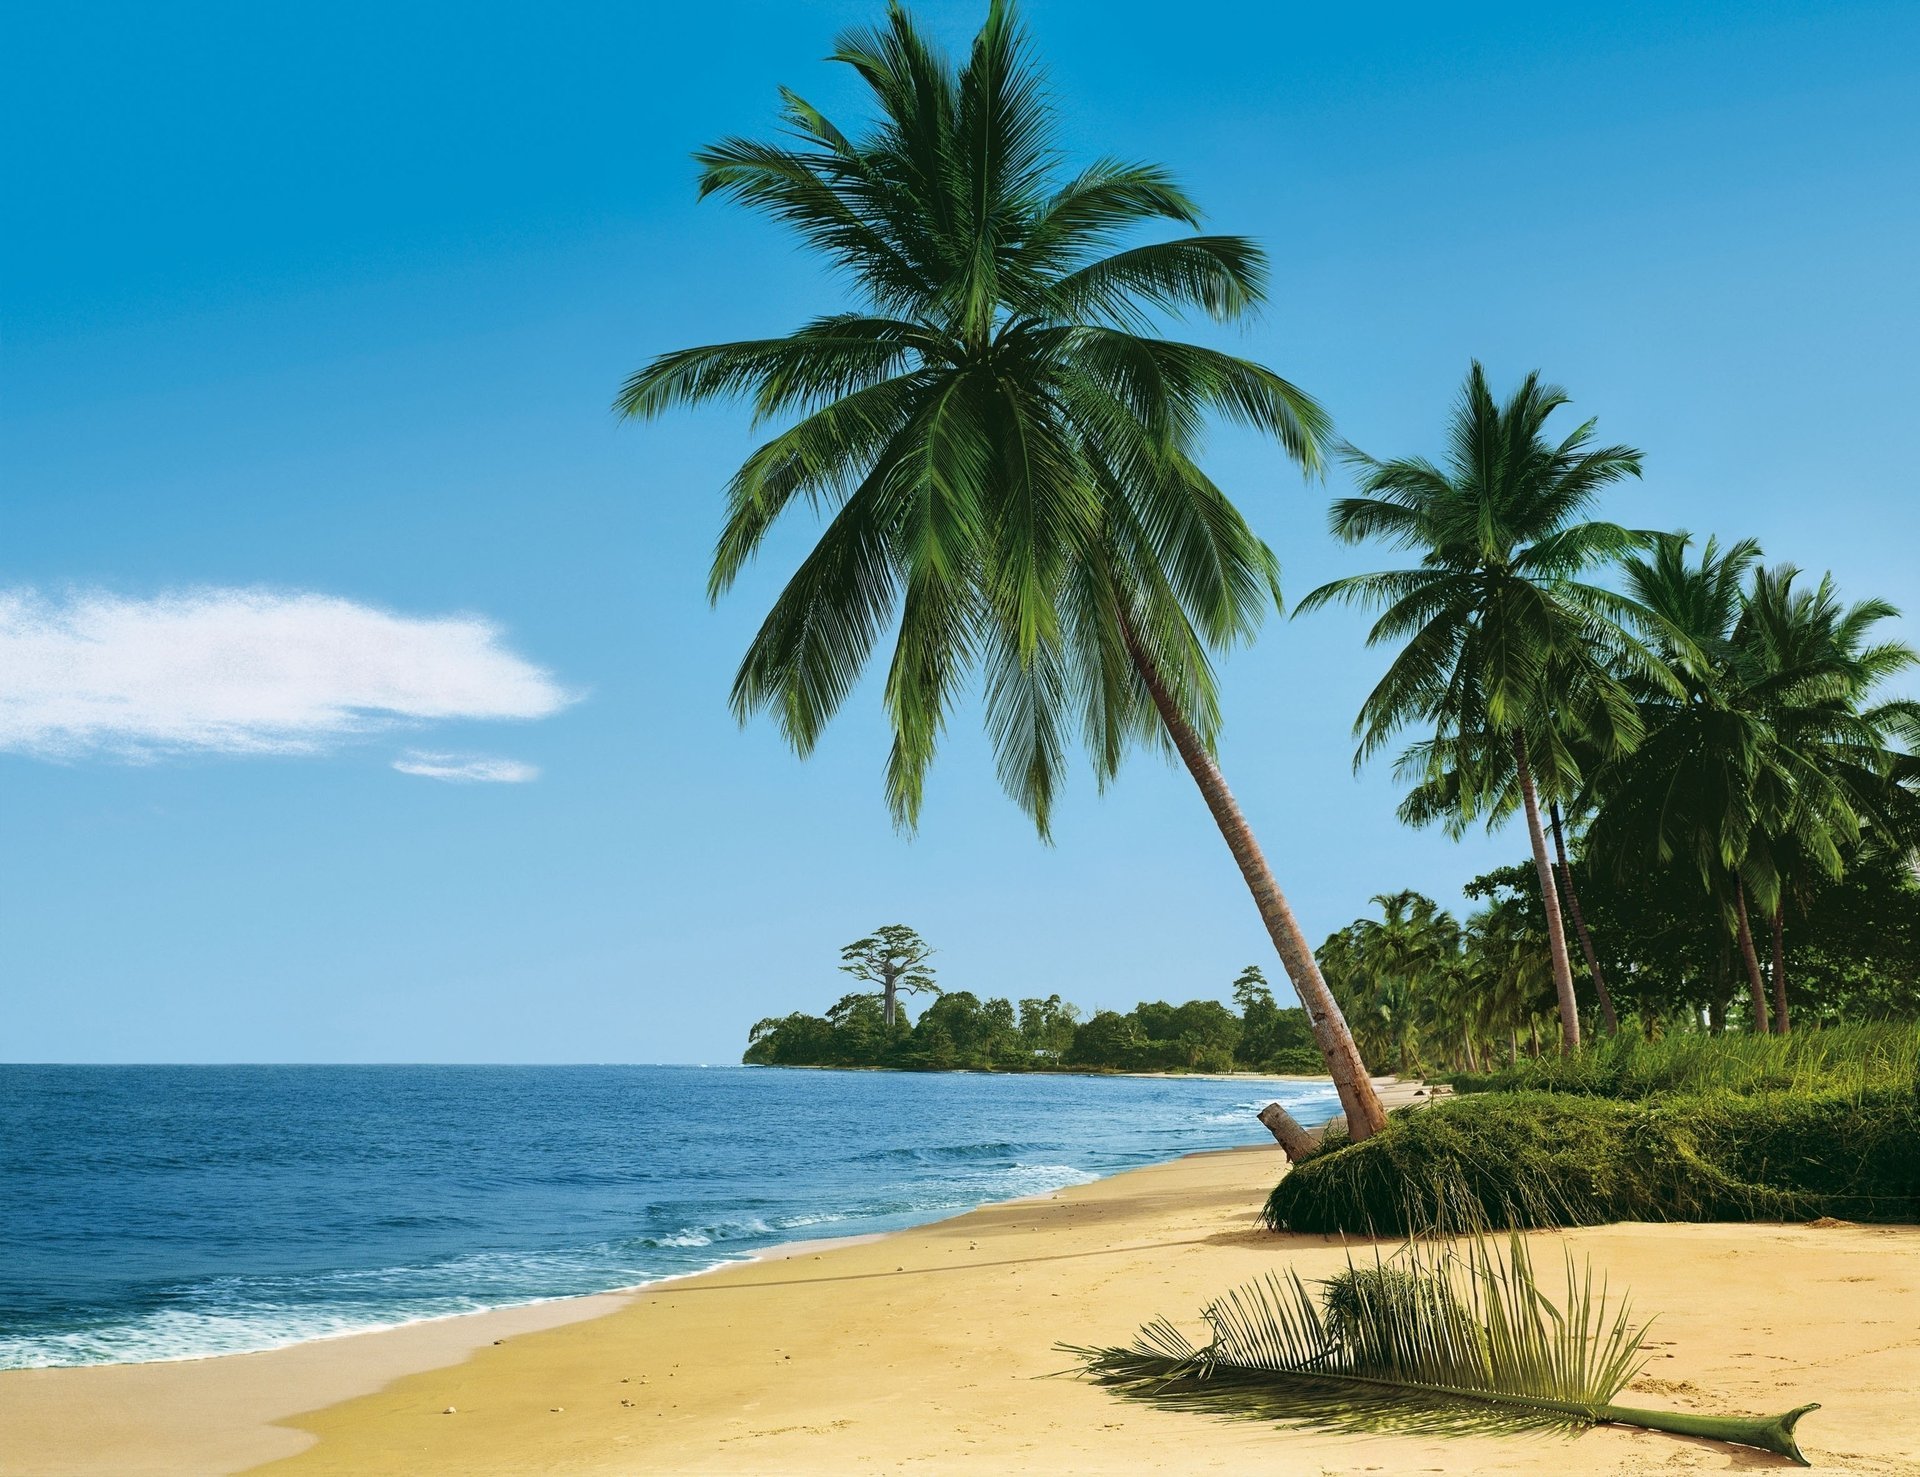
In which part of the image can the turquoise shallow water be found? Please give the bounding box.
[0,1063,1337,1368]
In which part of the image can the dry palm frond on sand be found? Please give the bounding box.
[1061,1231,1818,1464]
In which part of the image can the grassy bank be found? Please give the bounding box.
[1265,1026,1920,1235]
[1447,1022,1920,1101]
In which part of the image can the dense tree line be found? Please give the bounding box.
[1318,854,1920,1076]
[744,959,1321,1074]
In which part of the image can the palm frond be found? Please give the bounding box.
[1062,1232,1817,1464]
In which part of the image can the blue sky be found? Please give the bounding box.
[5,0,1915,1063]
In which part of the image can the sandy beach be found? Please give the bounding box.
[6,1091,1918,1477]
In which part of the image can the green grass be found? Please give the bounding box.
[1263,1088,1920,1234]
[1447,1022,1920,1102]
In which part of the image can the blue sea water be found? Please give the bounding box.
[0,1064,1338,1369]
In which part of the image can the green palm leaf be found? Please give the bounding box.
[1061,1232,1819,1464]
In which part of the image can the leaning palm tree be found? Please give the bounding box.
[1298,365,1652,1051]
[615,2,1388,1134]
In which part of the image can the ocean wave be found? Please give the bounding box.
[849,1139,1037,1165]
[0,1300,484,1370]
[637,1215,776,1249]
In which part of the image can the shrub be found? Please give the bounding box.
[1264,1046,1329,1075]
[1263,1089,1920,1234]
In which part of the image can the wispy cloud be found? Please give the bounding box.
[0,588,573,762]
[392,751,540,784]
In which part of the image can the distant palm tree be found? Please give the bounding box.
[1463,894,1557,1062]
[1299,364,1650,1050]
[1319,891,1463,1071]
[615,2,1389,1134]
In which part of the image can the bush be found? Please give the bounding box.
[1264,1046,1329,1075]
[1263,1089,1920,1234]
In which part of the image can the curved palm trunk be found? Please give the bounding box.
[1548,802,1618,1035]
[1121,621,1388,1140]
[1769,904,1790,1035]
[1512,736,1580,1052]
[1733,880,1770,1035]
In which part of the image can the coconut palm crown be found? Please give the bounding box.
[617,0,1324,837]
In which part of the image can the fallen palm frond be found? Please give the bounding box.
[1059,1232,1817,1464]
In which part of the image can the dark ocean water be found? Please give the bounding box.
[0,1064,1338,1368]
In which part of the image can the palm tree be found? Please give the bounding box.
[1585,536,1919,1032]
[1728,564,1920,1030]
[615,3,1389,1134]
[1463,893,1557,1062]
[1586,534,1778,1030]
[1298,364,1650,1051]
[1318,891,1463,1072]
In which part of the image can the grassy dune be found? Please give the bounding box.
[1265,1025,1920,1234]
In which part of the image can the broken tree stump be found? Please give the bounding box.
[1257,1102,1318,1163]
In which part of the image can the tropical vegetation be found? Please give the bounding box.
[638,4,1919,1229]
[1263,1073,1920,1234]
[1300,368,1918,1056]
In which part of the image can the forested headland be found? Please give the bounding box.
[745,936,1320,1074]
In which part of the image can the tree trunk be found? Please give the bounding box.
[1120,618,1388,1141]
[882,978,897,1029]
[1548,802,1618,1035]
[1770,903,1790,1035]
[1734,879,1770,1034]
[1513,735,1580,1052]
[1528,1017,1541,1058]
[1256,1102,1319,1163]
[1708,934,1729,1035]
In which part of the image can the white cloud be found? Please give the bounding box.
[0,588,573,762]
[392,751,540,784]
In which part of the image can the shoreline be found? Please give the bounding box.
[9,1076,1916,1474]
[0,1081,1422,1477]
[3,1068,1366,1378]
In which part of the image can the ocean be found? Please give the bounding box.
[0,1063,1338,1369]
